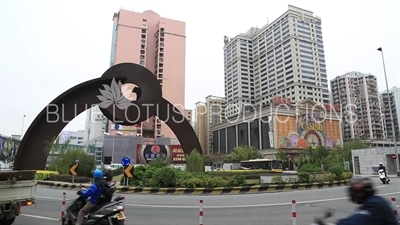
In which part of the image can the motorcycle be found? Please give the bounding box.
[62,181,126,225]
[310,209,336,225]
[378,169,390,184]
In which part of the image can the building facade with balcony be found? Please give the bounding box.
[195,96,226,155]
[380,86,400,140]
[330,71,384,140]
[85,9,189,143]
[223,5,330,119]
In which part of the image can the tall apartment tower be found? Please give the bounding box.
[195,96,226,155]
[381,86,400,140]
[223,5,330,119]
[184,109,193,126]
[330,71,384,140]
[194,103,206,153]
[108,9,186,139]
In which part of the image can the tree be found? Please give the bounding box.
[229,145,262,162]
[328,139,369,170]
[275,149,287,161]
[323,148,344,170]
[301,146,328,168]
[43,136,71,156]
[47,149,95,176]
[342,139,368,161]
[185,149,205,172]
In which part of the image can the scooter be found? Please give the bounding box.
[62,182,126,225]
[378,169,390,184]
[310,209,336,225]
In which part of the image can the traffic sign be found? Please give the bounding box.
[124,164,134,178]
[69,164,78,176]
[392,154,398,160]
[121,157,131,166]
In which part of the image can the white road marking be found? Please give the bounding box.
[36,196,72,201]
[124,191,400,209]
[20,214,59,221]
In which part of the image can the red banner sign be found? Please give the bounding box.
[170,145,186,163]
[272,96,292,106]
[323,103,340,111]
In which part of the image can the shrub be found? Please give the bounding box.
[49,174,91,183]
[309,174,324,183]
[110,167,124,176]
[284,177,299,184]
[208,169,275,180]
[127,165,146,186]
[35,170,59,180]
[209,177,229,187]
[179,177,206,188]
[298,172,310,183]
[175,171,195,187]
[271,176,284,184]
[151,167,177,187]
[329,165,345,180]
[208,169,273,175]
[342,171,353,180]
[227,174,246,186]
[149,158,170,168]
[299,164,323,173]
[322,173,336,182]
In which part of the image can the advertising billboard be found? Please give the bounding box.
[136,144,170,164]
[111,122,137,131]
[170,145,186,163]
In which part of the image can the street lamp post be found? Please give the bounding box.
[21,115,26,137]
[112,135,115,164]
[377,47,399,176]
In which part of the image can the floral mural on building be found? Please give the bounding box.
[276,100,342,149]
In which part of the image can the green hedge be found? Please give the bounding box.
[270,171,353,184]
[35,170,59,180]
[122,164,249,188]
[48,174,92,183]
[298,164,323,173]
[207,169,275,175]
[207,169,279,180]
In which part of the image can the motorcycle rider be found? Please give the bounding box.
[336,176,397,225]
[378,163,390,181]
[75,169,109,225]
[103,169,113,182]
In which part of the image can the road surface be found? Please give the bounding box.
[15,178,400,225]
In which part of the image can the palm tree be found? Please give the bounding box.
[275,149,287,161]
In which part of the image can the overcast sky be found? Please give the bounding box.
[1,0,399,137]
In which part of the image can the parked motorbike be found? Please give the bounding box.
[378,169,390,184]
[62,182,126,225]
[310,209,336,225]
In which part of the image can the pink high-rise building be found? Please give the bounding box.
[108,9,186,139]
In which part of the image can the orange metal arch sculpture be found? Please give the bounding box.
[13,63,202,170]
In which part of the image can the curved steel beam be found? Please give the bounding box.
[13,78,113,170]
[157,98,202,155]
[13,63,202,170]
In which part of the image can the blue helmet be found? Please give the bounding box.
[93,169,103,179]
